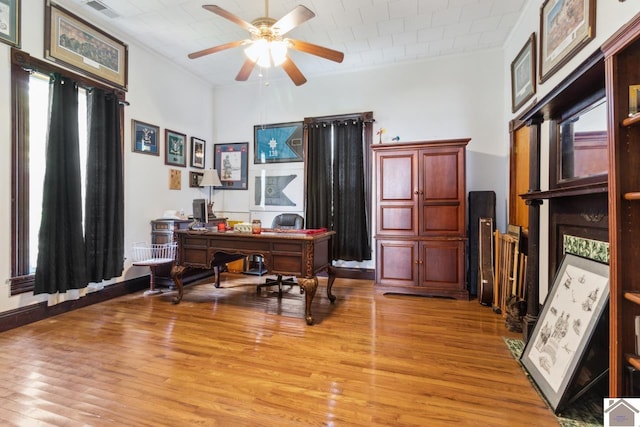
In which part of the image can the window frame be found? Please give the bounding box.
[9,48,126,295]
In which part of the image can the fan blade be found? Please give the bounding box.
[202,5,257,32]
[235,58,257,81]
[188,40,245,59]
[281,57,307,86]
[273,5,315,36]
[288,39,344,63]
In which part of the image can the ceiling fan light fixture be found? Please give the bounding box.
[244,39,267,62]
[269,41,288,66]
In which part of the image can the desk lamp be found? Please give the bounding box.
[200,169,222,218]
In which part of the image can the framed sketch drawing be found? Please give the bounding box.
[191,137,205,169]
[131,119,159,156]
[45,1,128,90]
[165,129,186,167]
[520,253,609,413]
[511,33,536,113]
[214,142,248,190]
[254,122,304,164]
[539,0,596,83]
[0,0,20,47]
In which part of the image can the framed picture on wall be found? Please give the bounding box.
[0,0,20,47]
[191,137,206,169]
[214,142,248,190]
[131,119,159,156]
[511,33,536,113]
[45,1,128,90]
[520,253,609,413]
[539,0,596,83]
[254,122,304,164]
[165,129,186,167]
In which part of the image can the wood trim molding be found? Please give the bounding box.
[0,276,148,333]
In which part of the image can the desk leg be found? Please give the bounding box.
[170,265,186,304]
[298,277,318,325]
[326,265,336,303]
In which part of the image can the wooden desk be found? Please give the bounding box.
[171,229,336,325]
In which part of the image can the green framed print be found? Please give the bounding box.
[0,0,20,47]
[165,129,187,167]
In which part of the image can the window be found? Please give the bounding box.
[26,73,88,274]
[304,112,374,262]
[10,50,125,295]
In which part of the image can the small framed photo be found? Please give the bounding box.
[629,85,640,117]
[539,0,596,83]
[165,129,186,167]
[214,142,248,190]
[511,33,536,113]
[189,171,203,188]
[520,253,609,413]
[0,0,20,47]
[131,119,159,156]
[191,137,206,169]
[254,121,304,164]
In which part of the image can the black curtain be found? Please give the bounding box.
[34,74,87,294]
[84,89,124,282]
[333,120,371,261]
[306,123,333,229]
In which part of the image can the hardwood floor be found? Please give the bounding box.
[0,274,558,426]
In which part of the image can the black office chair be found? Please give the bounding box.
[256,213,304,297]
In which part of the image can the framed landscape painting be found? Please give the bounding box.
[539,0,595,83]
[45,1,128,90]
[511,33,536,112]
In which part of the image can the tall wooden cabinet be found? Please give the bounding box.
[602,12,640,397]
[373,139,469,299]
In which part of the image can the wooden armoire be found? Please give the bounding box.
[373,139,469,299]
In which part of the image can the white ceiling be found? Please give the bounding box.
[55,0,528,87]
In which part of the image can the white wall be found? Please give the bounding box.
[0,0,216,312]
[212,49,511,271]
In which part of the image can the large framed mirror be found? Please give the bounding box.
[551,96,608,188]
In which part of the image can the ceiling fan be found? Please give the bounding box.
[188,1,344,86]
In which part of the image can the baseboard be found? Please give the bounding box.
[0,275,150,333]
[334,267,374,280]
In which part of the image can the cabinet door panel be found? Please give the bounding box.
[379,152,415,201]
[421,151,461,199]
[419,240,465,290]
[419,147,465,235]
[376,240,417,284]
[380,206,415,233]
[422,205,462,234]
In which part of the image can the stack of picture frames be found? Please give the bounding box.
[510,0,596,113]
[131,119,207,190]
